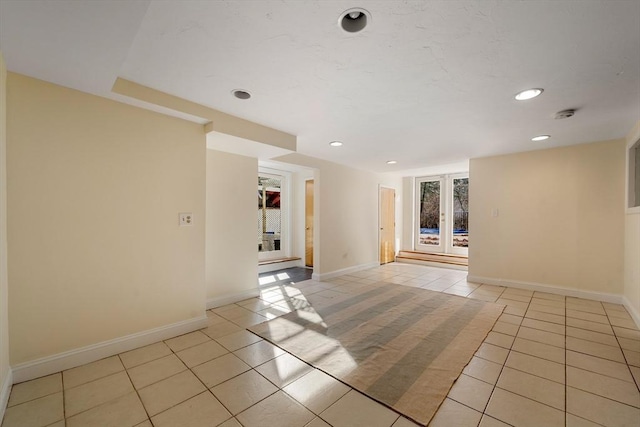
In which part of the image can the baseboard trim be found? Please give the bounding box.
[622,295,640,329]
[0,368,12,423]
[312,262,380,281]
[11,315,208,384]
[207,288,260,309]
[467,275,624,305]
[258,260,303,274]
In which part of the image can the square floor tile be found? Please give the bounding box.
[150,391,231,427]
[511,337,565,363]
[138,370,206,416]
[211,370,277,414]
[505,351,564,383]
[218,418,243,427]
[119,342,172,369]
[613,326,640,341]
[237,391,315,427]
[215,330,263,352]
[283,369,350,414]
[566,326,619,347]
[164,331,211,352]
[566,350,635,382]
[176,340,228,368]
[486,388,564,427]
[497,366,564,410]
[233,340,285,367]
[566,366,640,407]
[462,356,503,385]
[566,317,614,335]
[63,356,124,390]
[201,320,243,339]
[566,336,625,363]
[567,386,640,426]
[520,318,565,335]
[474,343,509,364]
[191,353,251,388]
[517,326,565,348]
[429,398,482,427]
[447,373,493,412]
[491,321,519,336]
[525,310,565,325]
[484,332,515,349]
[64,371,134,417]
[66,391,147,427]
[8,373,62,407]
[127,354,187,389]
[255,352,313,388]
[320,390,399,427]
[565,413,601,427]
[478,415,511,427]
[0,392,63,427]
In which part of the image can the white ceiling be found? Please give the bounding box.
[1,0,639,173]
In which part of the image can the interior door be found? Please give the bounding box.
[379,187,396,264]
[305,179,314,267]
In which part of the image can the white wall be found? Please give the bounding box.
[469,139,626,297]
[0,52,11,418]
[275,154,393,277]
[625,120,640,322]
[7,73,206,366]
[206,149,258,306]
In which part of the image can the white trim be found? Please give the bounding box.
[0,368,12,422]
[11,315,208,384]
[258,259,303,274]
[467,275,624,304]
[207,288,260,309]
[622,295,640,329]
[312,262,380,281]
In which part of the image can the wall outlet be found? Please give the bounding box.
[179,212,193,226]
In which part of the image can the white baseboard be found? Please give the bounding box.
[11,315,208,384]
[206,288,260,309]
[312,262,380,281]
[258,260,303,274]
[467,275,624,304]
[0,368,12,423]
[622,295,640,329]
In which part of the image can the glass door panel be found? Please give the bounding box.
[449,177,469,254]
[416,178,444,252]
[258,173,284,260]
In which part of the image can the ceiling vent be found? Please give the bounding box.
[555,109,576,119]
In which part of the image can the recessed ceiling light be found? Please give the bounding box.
[329,141,343,147]
[515,88,543,101]
[531,135,550,141]
[232,89,251,100]
[386,160,397,165]
[339,8,370,33]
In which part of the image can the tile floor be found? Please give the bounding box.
[2,263,639,427]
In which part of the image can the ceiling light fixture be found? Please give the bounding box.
[386,160,397,165]
[531,135,550,141]
[515,88,544,101]
[339,8,370,33]
[232,89,251,100]
[329,141,343,147]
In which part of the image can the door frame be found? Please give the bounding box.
[258,167,291,261]
[414,174,468,255]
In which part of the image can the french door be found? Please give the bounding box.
[415,174,468,255]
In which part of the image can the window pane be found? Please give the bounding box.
[258,175,282,252]
[419,181,440,245]
[452,178,469,247]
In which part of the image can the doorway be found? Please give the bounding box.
[379,187,396,264]
[415,174,468,255]
[305,179,314,267]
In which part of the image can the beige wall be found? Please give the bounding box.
[469,139,625,295]
[625,121,640,319]
[0,53,10,398]
[275,154,386,275]
[7,74,206,364]
[205,149,258,304]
